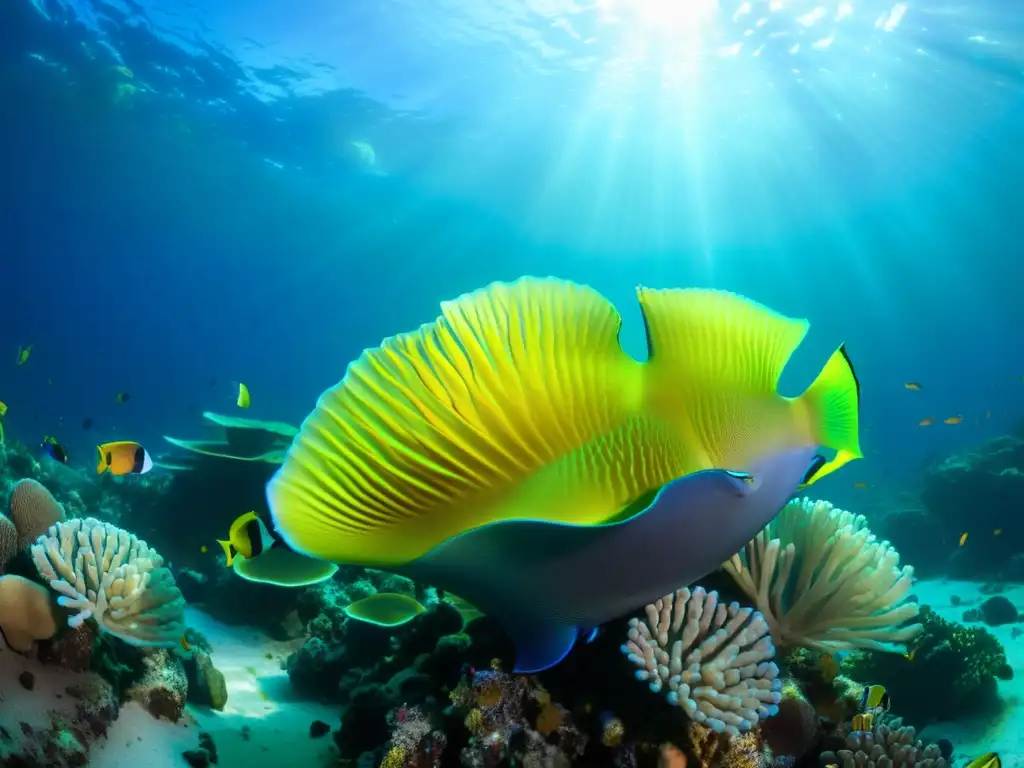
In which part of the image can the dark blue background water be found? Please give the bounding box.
[1,0,1022,513]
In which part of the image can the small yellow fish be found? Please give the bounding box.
[959,532,968,546]
[904,382,922,391]
[115,391,131,404]
[16,345,31,365]
[200,545,208,554]
[965,753,1001,768]
[994,529,1002,536]
[237,382,251,409]
[818,652,839,682]
[944,416,963,425]
[903,648,917,662]
[853,481,868,489]
[918,417,934,427]
[860,684,890,712]
[181,635,191,652]
[217,511,275,566]
[0,401,7,417]
[96,441,153,476]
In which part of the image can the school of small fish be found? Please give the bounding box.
[4,343,251,476]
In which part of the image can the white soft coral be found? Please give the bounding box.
[30,517,185,647]
[723,498,921,653]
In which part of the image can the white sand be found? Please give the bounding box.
[913,579,1024,768]
[3,607,341,767]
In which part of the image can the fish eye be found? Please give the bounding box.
[725,470,755,485]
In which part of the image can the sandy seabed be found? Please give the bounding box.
[914,580,1024,768]
[1,606,340,767]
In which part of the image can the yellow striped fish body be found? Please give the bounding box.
[267,277,862,671]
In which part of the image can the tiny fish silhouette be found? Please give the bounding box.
[82,417,93,430]
[918,417,934,427]
[115,392,131,404]
[959,532,968,546]
[944,416,963,425]
[854,482,868,489]
[904,382,922,391]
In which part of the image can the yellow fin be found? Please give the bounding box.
[216,539,234,566]
[96,446,108,474]
[267,277,643,565]
[966,754,1000,768]
[796,344,863,484]
[636,287,811,467]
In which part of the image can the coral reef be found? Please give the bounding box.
[0,468,231,764]
[820,721,948,768]
[919,434,1024,579]
[724,498,921,653]
[30,516,186,646]
[124,648,189,721]
[448,667,587,767]
[842,605,1011,724]
[1,421,1005,768]
[622,586,782,736]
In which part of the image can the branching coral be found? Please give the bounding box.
[723,498,921,653]
[30,517,186,647]
[622,586,782,737]
[842,605,1011,724]
[820,721,948,768]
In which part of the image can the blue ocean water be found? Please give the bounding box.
[0,0,1021,514]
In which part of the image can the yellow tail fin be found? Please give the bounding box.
[217,539,235,566]
[798,344,862,484]
[96,446,108,474]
